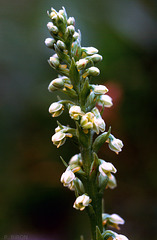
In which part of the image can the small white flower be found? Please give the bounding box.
[76,58,89,69]
[66,25,75,35]
[69,153,82,166]
[52,131,72,148]
[49,10,57,20]
[69,154,83,173]
[49,55,60,68]
[57,13,64,22]
[45,38,55,48]
[49,102,64,117]
[67,17,75,26]
[47,22,54,30]
[49,8,57,20]
[93,117,105,134]
[99,160,117,177]
[80,112,94,130]
[87,67,100,76]
[92,85,108,95]
[47,22,58,34]
[61,169,75,189]
[90,54,103,63]
[52,131,66,148]
[109,134,124,154]
[73,194,92,211]
[73,31,79,40]
[57,40,66,50]
[55,126,62,133]
[110,214,125,225]
[69,106,83,120]
[98,94,113,108]
[91,107,105,134]
[107,174,117,189]
[82,47,98,55]
[48,78,65,91]
[102,213,125,230]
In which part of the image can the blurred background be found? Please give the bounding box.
[0,0,157,239]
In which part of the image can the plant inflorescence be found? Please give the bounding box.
[45,7,128,240]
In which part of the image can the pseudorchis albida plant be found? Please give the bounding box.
[45,6,129,240]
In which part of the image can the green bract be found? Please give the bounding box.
[45,6,128,240]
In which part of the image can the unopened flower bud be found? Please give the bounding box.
[57,40,66,50]
[87,67,100,76]
[69,105,83,120]
[67,17,75,26]
[45,38,55,48]
[57,13,64,23]
[61,169,75,189]
[58,9,64,16]
[91,84,108,95]
[99,160,117,177]
[98,95,113,108]
[91,54,103,63]
[82,47,98,55]
[47,22,58,34]
[107,174,117,189]
[69,153,82,167]
[48,78,64,92]
[49,8,57,20]
[76,58,89,70]
[66,25,75,36]
[108,134,124,154]
[49,55,60,68]
[91,107,105,134]
[50,14,57,23]
[73,31,79,40]
[73,194,92,211]
[93,117,105,134]
[49,102,64,117]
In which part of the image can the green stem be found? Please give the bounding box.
[78,129,103,240]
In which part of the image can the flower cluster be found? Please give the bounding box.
[45,6,128,240]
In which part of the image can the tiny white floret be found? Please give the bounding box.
[82,47,98,55]
[98,94,113,108]
[110,214,125,225]
[92,85,108,95]
[109,134,124,154]
[61,170,75,187]
[99,161,117,177]
[49,102,64,117]
[69,105,83,120]
[73,194,92,211]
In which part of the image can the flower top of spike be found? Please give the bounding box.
[45,6,124,152]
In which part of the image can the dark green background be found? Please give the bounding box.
[0,0,157,239]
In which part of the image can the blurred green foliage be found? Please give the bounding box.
[0,0,157,239]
